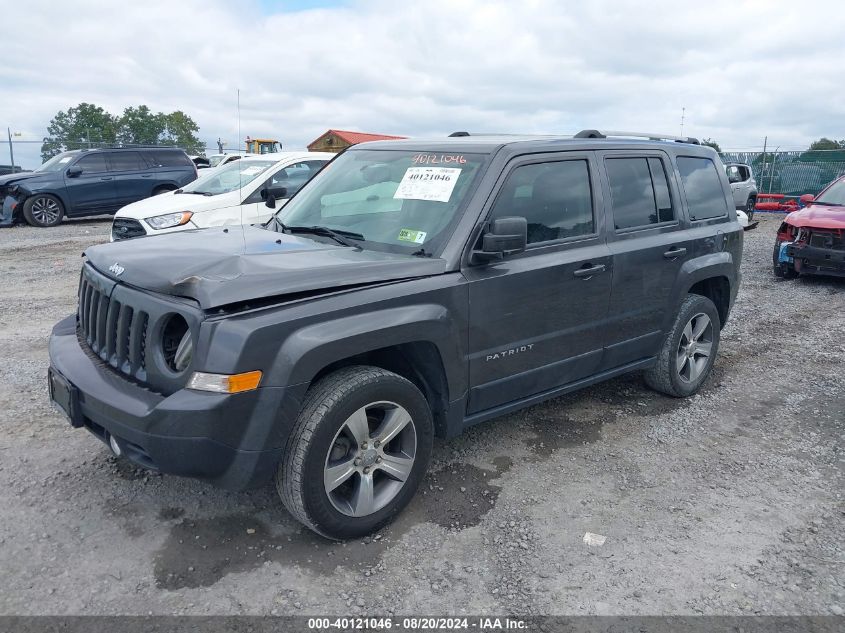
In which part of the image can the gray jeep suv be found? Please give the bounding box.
[48,130,742,539]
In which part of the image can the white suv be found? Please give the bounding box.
[725,162,758,219]
[110,152,332,241]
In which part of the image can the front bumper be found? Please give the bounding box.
[786,244,845,278]
[48,314,300,490]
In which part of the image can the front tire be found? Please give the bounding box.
[277,366,434,540]
[645,294,721,398]
[23,194,64,227]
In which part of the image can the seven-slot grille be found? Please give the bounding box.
[78,275,148,380]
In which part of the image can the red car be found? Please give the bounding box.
[773,175,845,278]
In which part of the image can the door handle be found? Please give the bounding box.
[573,264,607,278]
[99,177,114,181]
[141,174,152,178]
[663,247,687,259]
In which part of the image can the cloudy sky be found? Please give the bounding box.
[2,0,843,168]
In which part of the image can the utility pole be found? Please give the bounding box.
[7,128,14,169]
[760,136,768,193]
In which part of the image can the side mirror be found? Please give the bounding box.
[475,216,527,262]
[800,193,815,205]
[261,186,287,208]
[66,166,82,177]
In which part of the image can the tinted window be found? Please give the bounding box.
[606,157,674,229]
[146,151,191,168]
[649,158,674,223]
[109,152,145,171]
[489,160,593,244]
[677,157,729,220]
[76,154,107,173]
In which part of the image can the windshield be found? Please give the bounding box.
[276,149,488,254]
[181,159,275,195]
[816,178,845,206]
[207,154,234,168]
[36,152,77,172]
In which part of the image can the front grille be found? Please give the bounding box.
[78,275,148,381]
[809,230,845,251]
[112,218,147,241]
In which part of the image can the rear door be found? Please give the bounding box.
[64,153,116,213]
[598,151,692,368]
[464,152,612,414]
[107,151,150,206]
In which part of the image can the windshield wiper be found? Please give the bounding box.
[176,190,214,196]
[286,225,364,248]
[812,200,844,207]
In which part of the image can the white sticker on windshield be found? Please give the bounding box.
[59,157,73,163]
[394,167,461,203]
[240,166,266,176]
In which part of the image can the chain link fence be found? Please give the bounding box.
[720,150,845,197]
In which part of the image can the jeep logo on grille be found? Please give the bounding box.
[108,263,125,276]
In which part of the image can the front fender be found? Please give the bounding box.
[17,183,71,211]
[267,303,462,396]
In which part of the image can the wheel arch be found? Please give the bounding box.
[19,187,71,216]
[265,305,463,437]
[671,253,737,330]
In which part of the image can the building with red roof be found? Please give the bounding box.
[307,129,406,153]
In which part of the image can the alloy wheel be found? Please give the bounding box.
[676,312,713,383]
[31,197,61,225]
[323,401,417,517]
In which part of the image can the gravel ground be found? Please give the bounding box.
[0,214,842,616]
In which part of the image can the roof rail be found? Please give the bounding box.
[448,131,470,137]
[574,129,700,145]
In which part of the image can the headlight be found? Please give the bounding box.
[146,211,193,230]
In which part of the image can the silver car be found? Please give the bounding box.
[725,162,757,219]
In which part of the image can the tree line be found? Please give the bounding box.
[41,103,204,161]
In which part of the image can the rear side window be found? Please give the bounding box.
[145,151,191,168]
[606,157,675,229]
[108,152,145,171]
[677,157,729,220]
[75,154,108,173]
[489,160,594,244]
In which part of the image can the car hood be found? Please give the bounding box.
[785,204,845,229]
[0,171,45,189]
[115,190,242,219]
[84,225,448,309]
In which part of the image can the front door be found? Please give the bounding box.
[464,153,612,414]
[64,153,116,213]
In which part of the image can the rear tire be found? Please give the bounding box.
[745,197,756,221]
[23,194,64,227]
[645,294,720,398]
[277,366,433,540]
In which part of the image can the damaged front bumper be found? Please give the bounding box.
[786,243,845,277]
[0,194,19,226]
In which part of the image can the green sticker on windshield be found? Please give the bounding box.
[398,228,427,244]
